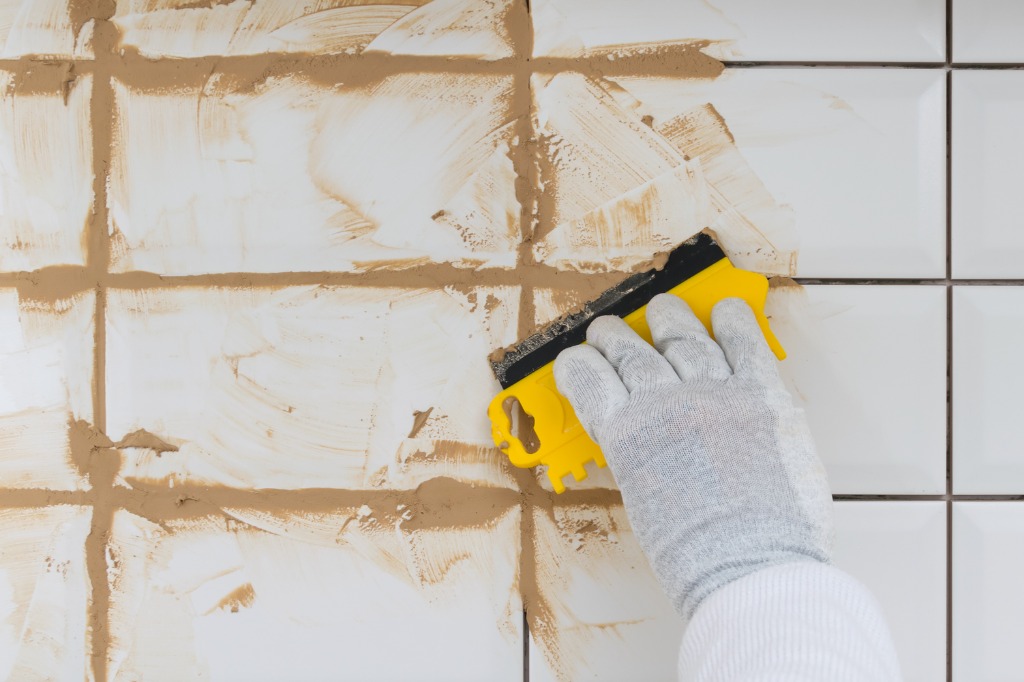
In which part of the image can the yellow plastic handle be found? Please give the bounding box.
[488,258,784,493]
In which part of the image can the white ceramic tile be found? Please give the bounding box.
[106,285,519,490]
[0,506,92,681]
[533,69,945,278]
[833,502,947,682]
[952,71,1024,278]
[109,72,519,274]
[113,0,514,59]
[0,289,94,490]
[953,287,1024,493]
[107,506,522,681]
[0,71,93,271]
[767,285,947,494]
[0,3,92,58]
[528,504,683,682]
[953,502,1024,680]
[953,0,1024,62]
[533,0,944,61]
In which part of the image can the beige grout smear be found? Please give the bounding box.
[109,72,520,274]
[0,72,94,271]
[106,285,520,490]
[107,508,522,680]
[0,289,94,489]
[112,0,515,58]
[532,72,713,272]
[0,506,92,681]
[529,504,683,682]
[0,1,93,58]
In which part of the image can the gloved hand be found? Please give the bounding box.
[553,295,834,620]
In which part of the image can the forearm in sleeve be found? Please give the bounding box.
[678,562,903,682]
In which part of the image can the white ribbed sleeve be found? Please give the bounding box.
[678,562,903,682]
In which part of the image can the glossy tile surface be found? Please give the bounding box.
[953,502,1024,680]
[533,69,945,278]
[953,287,1024,494]
[953,0,1024,63]
[0,506,91,680]
[532,0,945,61]
[113,0,515,58]
[952,70,1024,278]
[106,286,519,490]
[766,285,947,494]
[107,507,522,681]
[109,73,519,274]
[833,502,946,682]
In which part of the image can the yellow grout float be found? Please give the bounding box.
[487,232,785,492]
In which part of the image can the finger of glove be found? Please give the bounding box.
[711,298,781,384]
[586,315,679,393]
[554,344,629,440]
[646,293,731,383]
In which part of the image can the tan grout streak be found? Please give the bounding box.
[83,3,116,681]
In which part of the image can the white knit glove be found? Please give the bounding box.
[553,295,835,620]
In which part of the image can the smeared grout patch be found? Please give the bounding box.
[529,504,683,681]
[0,2,93,58]
[532,71,797,276]
[364,0,515,59]
[112,0,515,59]
[0,506,92,680]
[107,285,520,490]
[0,71,93,271]
[532,72,711,272]
[107,507,522,679]
[0,289,94,489]
[112,0,424,57]
[109,72,520,274]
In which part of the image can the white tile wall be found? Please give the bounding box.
[106,286,520,490]
[953,287,1024,494]
[833,502,947,682]
[107,508,523,681]
[7,2,1024,679]
[0,506,92,680]
[952,70,1024,278]
[953,0,1024,63]
[767,285,947,494]
[953,503,1024,680]
[532,0,945,61]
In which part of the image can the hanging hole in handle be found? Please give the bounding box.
[502,396,541,454]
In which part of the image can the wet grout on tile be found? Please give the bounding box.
[527,503,683,682]
[0,289,94,490]
[106,506,522,681]
[112,0,516,59]
[0,70,93,272]
[105,285,521,491]
[0,506,92,680]
[108,72,520,275]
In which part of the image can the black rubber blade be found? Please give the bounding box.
[492,232,726,388]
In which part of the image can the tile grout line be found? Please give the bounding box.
[945,1,954,677]
[506,0,538,679]
[946,6,955,678]
[84,4,117,681]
